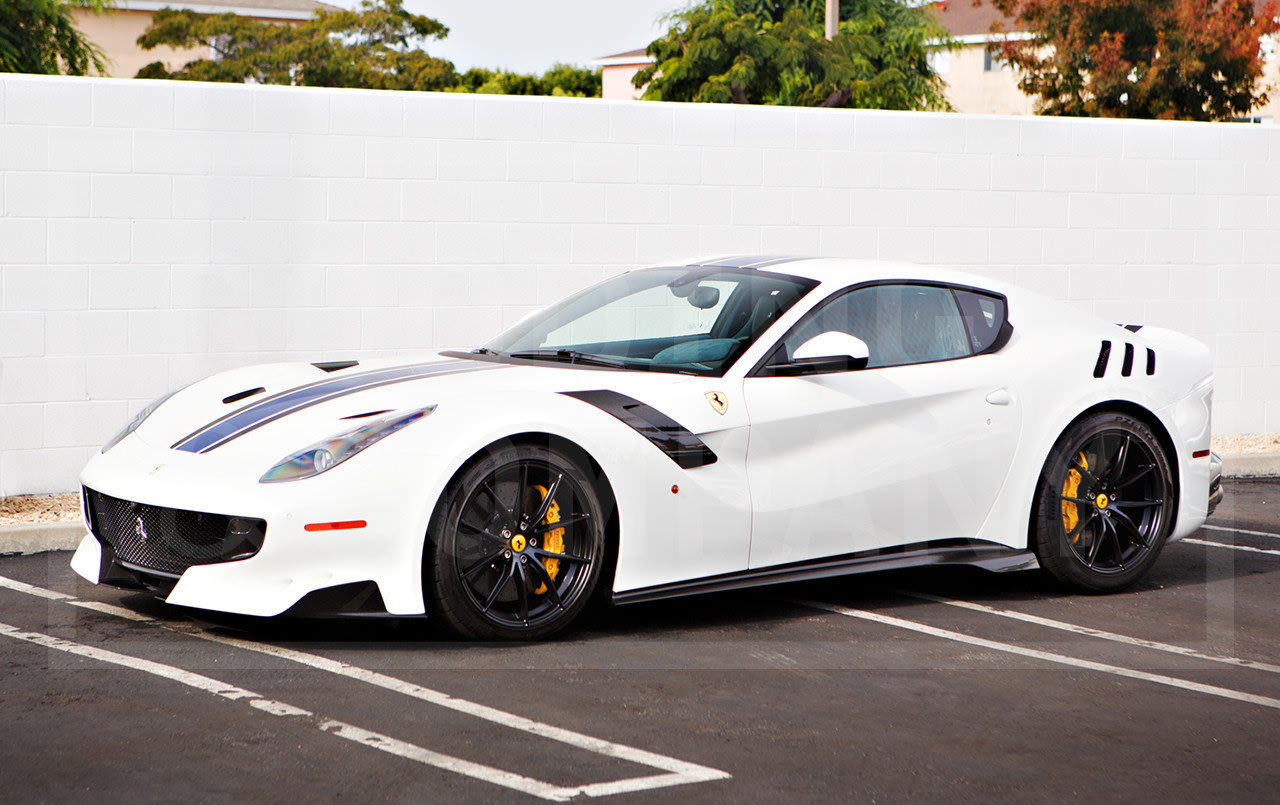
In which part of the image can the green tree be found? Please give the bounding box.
[0,0,110,75]
[448,63,601,97]
[635,0,951,109]
[987,0,1280,120]
[135,0,455,90]
[538,63,602,97]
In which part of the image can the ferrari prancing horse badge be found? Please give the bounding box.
[706,391,728,415]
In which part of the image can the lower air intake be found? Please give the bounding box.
[83,487,265,576]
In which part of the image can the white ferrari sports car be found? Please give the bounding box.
[72,256,1222,640]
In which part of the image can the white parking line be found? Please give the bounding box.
[1183,538,1280,557]
[0,575,730,798]
[796,599,1280,713]
[894,590,1280,675]
[0,620,569,800]
[0,575,75,601]
[1203,524,1280,540]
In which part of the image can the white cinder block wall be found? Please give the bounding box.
[1,74,1277,495]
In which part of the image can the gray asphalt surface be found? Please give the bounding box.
[2,480,1277,803]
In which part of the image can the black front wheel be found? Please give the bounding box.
[425,444,605,640]
[1032,412,1175,593]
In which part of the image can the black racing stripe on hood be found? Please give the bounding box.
[173,359,493,454]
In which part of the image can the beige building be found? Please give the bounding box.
[74,0,338,79]
[927,1,1034,116]
[591,48,652,101]
[596,3,1279,123]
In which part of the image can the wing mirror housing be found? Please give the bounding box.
[768,332,870,376]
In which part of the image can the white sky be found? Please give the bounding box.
[330,1,684,74]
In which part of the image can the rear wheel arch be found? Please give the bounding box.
[1029,402,1178,592]
[1051,401,1180,510]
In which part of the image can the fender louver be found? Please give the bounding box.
[1121,343,1135,377]
[1093,341,1111,378]
[1146,348,1156,376]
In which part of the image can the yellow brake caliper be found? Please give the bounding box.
[1062,452,1087,541]
[530,484,565,594]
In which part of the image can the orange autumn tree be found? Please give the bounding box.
[986,0,1280,120]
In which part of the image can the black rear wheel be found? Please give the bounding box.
[1032,412,1175,592]
[426,444,605,640]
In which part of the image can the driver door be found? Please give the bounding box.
[742,282,1022,568]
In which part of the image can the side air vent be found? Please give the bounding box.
[1146,348,1156,376]
[222,387,265,405]
[313,360,359,373]
[560,390,717,469]
[1121,343,1134,377]
[1121,324,1143,332]
[1093,341,1111,378]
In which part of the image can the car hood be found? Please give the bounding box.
[128,351,730,461]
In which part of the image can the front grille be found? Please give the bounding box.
[84,487,265,576]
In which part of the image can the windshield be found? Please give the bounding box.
[483,266,818,376]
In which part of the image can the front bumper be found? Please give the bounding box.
[71,432,458,617]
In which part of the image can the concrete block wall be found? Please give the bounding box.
[1,74,1277,495]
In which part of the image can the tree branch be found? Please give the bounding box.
[820,87,853,107]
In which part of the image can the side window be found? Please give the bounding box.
[779,284,971,369]
[952,289,1007,354]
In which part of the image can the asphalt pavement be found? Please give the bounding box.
[1,479,1277,802]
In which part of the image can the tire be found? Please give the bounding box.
[1032,412,1175,593]
[425,443,606,640]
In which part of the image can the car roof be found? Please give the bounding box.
[672,255,1014,296]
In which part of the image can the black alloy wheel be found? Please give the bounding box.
[426,443,605,640]
[1033,412,1175,592]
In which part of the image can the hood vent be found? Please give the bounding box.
[314,360,359,373]
[339,409,393,420]
[222,387,265,405]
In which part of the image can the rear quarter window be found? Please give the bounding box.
[953,289,1007,354]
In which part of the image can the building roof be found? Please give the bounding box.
[591,48,655,68]
[599,48,650,60]
[927,2,1019,39]
[928,0,1277,40]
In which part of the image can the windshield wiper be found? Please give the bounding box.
[507,349,628,369]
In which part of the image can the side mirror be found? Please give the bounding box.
[769,332,869,376]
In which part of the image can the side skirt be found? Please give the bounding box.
[612,539,1039,606]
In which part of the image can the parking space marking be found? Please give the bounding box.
[1203,524,1280,540]
[0,574,75,601]
[0,575,730,798]
[0,620,575,800]
[895,590,1280,675]
[796,600,1280,713]
[1183,538,1280,557]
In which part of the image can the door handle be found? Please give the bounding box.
[985,388,1012,406]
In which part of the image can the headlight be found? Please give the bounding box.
[101,389,181,454]
[259,406,436,483]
